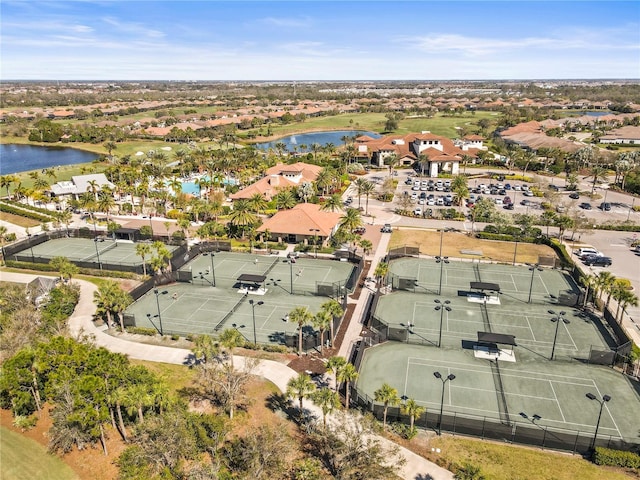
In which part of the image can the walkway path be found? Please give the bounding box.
[1,270,453,480]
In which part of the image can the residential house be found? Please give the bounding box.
[230,161,322,201]
[50,173,115,200]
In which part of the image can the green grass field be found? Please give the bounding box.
[0,426,79,480]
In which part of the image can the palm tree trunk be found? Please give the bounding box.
[137,406,144,423]
[345,381,351,409]
[116,402,128,442]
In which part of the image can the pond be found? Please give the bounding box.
[254,130,381,152]
[0,144,99,175]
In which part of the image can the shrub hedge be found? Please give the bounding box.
[5,260,141,279]
[0,202,54,222]
[593,446,640,469]
[126,327,158,336]
[596,224,640,232]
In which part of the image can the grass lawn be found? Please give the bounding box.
[0,426,79,480]
[389,228,556,264]
[423,436,635,480]
[130,359,197,392]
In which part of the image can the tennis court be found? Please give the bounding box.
[128,252,355,344]
[373,293,609,360]
[14,237,178,265]
[356,343,640,444]
[389,257,577,304]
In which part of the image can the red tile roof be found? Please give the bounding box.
[257,203,341,237]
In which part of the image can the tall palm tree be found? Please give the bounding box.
[248,192,268,215]
[313,310,332,354]
[320,299,344,346]
[336,362,358,409]
[288,306,314,355]
[353,178,368,208]
[360,181,376,216]
[135,243,152,276]
[590,166,608,194]
[374,383,400,430]
[374,261,389,291]
[325,355,347,392]
[286,373,316,413]
[311,387,341,429]
[616,291,638,324]
[274,188,297,210]
[86,179,100,201]
[594,271,616,309]
[384,153,399,177]
[0,174,18,198]
[315,167,334,196]
[402,398,426,431]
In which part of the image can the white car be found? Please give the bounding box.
[410,192,418,200]
[414,207,423,216]
[495,198,503,205]
[523,190,534,197]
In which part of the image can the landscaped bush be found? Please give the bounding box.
[2,199,56,217]
[596,223,640,232]
[126,326,157,336]
[0,202,54,222]
[389,422,418,440]
[593,446,640,469]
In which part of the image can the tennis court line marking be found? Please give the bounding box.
[510,274,519,291]
[454,384,556,402]
[548,380,566,422]
[523,315,536,341]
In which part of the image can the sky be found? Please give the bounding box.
[1,1,639,80]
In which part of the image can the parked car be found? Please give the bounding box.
[556,205,566,213]
[569,192,580,199]
[579,202,592,210]
[504,203,515,210]
[523,190,534,197]
[583,255,612,267]
[575,247,601,258]
[414,207,423,216]
[503,196,512,205]
[354,227,366,235]
[381,224,392,233]
[599,202,611,211]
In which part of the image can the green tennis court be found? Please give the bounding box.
[14,237,178,265]
[389,257,577,304]
[128,252,355,345]
[356,343,640,443]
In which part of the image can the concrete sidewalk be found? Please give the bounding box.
[1,270,453,480]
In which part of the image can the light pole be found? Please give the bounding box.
[309,228,319,258]
[586,392,611,450]
[435,256,449,295]
[549,310,569,360]
[433,371,455,435]
[249,299,264,346]
[147,289,168,335]
[527,263,543,304]
[285,258,295,294]
[26,232,35,263]
[628,197,635,222]
[202,251,216,287]
[94,237,103,270]
[512,237,519,266]
[434,299,451,348]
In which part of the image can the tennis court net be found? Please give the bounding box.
[79,240,117,261]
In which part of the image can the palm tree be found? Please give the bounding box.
[315,167,334,196]
[311,387,341,429]
[313,310,332,354]
[325,355,347,392]
[539,211,557,238]
[384,153,399,177]
[218,328,245,367]
[590,166,608,194]
[360,181,376,216]
[94,281,119,328]
[86,179,100,201]
[286,373,316,413]
[359,238,373,256]
[402,398,426,431]
[228,199,258,238]
[248,192,268,215]
[288,306,314,355]
[594,271,616,309]
[104,140,117,163]
[135,243,152,276]
[353,177,368,208]
[274,188,297,210]
[320,299,343,346]
[339,207,363,234]
[191,334,219,364]
[374,261,389,290]
[320,193,343,212]
[374,383,400,430]
[0,174,18,198]
[617,291,639,324]
[336,362,358,409]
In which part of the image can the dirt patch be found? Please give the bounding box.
[390,229,557,264]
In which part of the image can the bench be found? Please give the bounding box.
[460,249,483,256]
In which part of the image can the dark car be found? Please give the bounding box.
[569,192,580,199]
[599,202,611,211]
[579,202,592,210]
[354,227,366,235]
[583,255,612,267]
[503,203,515,210]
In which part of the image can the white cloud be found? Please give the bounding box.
[101,17,165,39]
[257,16,312,28]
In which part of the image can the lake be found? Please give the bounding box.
[0,144,99,175]
[254,130,381,152]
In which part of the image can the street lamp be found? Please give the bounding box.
[147,289,168,335]
[433,371,455,435]
[284,258,295,294]
[26,232,35,263]
[527,263,543,304]
[94,237,103,270]
[435,256,449,295]
[549,310,570,360]
[249,299,264,346]
[202,251,216,287]
[586,392,611,450]
[309,229,320,258]
[434,299,451,348]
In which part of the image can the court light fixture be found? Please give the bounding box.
[202,251,216,286]
[433,371,455,435]
[549,310,569,361]
[249,299,264,346]
[585,393,611,450]
[435,255,449,295]
[527,263,543,304]
[434,299,451,348]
